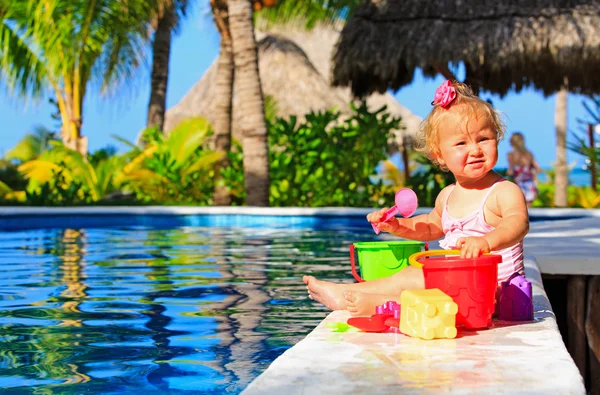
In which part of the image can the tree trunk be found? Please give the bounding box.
[57,90,87,156]
[212,1,234,206]
[554,85,568,207]
[228,0,270,207]
[146,4,174,134]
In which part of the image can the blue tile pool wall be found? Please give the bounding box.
[0,213,584,231]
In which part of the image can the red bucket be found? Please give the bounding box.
[409,250,501,329]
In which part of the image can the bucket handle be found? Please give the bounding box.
[349,244,365,283]
[408,249,492,268]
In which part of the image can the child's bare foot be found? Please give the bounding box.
[303,275,347,311]
[344,290,393,316]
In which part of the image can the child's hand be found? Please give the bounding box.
[366,208,400,234]
[456,237,490,259]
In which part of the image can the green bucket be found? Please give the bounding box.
[350,241,427,282]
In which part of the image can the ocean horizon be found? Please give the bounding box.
[496,167,594,187]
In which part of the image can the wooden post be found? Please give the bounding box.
[589,123,597,191]
[567,276,587,377]
[586,276,600,395]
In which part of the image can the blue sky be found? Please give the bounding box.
[0,5,593,169]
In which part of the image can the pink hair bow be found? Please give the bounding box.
[431,80,456,108]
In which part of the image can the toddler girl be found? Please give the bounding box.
[303,80,529,316]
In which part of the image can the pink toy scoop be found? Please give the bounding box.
[372,188,418,234]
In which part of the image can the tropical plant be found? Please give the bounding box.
[18,141,126,203]
[207,1,361,206]
[571,96,600,190]
[118,118,223,204]
[25,165,93,205]
[0,159,27,193]
[0,179,11,199]
[0,0,156,155]
[256,0,359,29]
[568,132,599,189]
[4,126,57,163]
[569,186,600,208]
[268,102,400,207]
[407,155,455,208]
[219,138,246,205]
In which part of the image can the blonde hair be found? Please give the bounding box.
[414,81,505,170]
[510,132,529,153]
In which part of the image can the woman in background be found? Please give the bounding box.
[507,132,542,207]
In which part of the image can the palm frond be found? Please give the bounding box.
[183,151,224,176]
[165,117,211,167]
[0,179,12,197]
[122,145,158,174]
[0,16,47,96]
[17,160,62,183]
[4,126,56,162]
[256,0,358,30]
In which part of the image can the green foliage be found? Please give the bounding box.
[219,138,246,205]
[18,141,126,202]
[572,96,600,190]
[0,160,27,191]
[407,155,455,207]
[256,0,359,29]
[0,0,161,101]
[569,186,600,208]
[4,126,57,163]
[568,132,599,190]
[268,102,400,207]
[120,118,223,204]
[25,165,92,205]
[532,182,554,208]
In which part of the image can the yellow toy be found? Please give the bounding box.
[400,288,458,340]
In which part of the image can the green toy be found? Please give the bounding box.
[350,241,426,282]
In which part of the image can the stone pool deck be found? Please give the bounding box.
[241,209,599,394]
[242,257,586,394]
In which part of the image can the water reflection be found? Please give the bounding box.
[0,226,378,393]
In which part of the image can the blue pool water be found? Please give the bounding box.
[0,222,379,394]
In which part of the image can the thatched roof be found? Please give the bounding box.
[332,0,600,97]
[164,26,421,146]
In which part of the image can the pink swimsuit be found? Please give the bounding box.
[439,180,525,283]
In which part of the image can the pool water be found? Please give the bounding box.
[0,225,378,394]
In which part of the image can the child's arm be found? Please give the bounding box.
[457,182,529,258]
[367,186,450,241]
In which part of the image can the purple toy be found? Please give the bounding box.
[376,301,401,315]
[376,301,402,333]
[498,273,533,321]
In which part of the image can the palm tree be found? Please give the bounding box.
[0,0,155,155]
[211,0,235,205]
[229,0,358,206]
[227,0,270,206]
[555,86,568,207]
[207,0,357,206]
[146,0,191,133]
